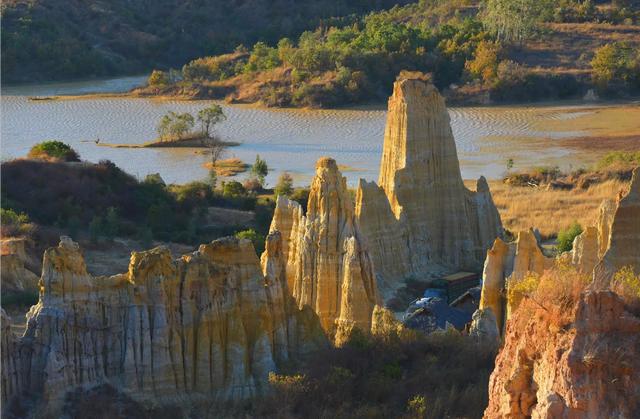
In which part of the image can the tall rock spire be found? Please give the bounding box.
[357,73,503,288]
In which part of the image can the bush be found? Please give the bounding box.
[235,229,265,254]
[28,141,80,162]
[243,177,263,193]
[274,172,294,197]
[148,70,169,86]
[556,221,583,253]
[591,42,640,90]
[222,180,247,198]
[254,330,495,419]
[1,208,32,236]
[613,266,640,314]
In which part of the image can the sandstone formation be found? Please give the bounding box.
[596,199,616,259]
[263,157,379,345]
[1,236,326,411]
[355,74,502,290]
[595,167,640,281]
[476,230,553,333]
[1,237,39,293]
[484,290,640,418]
[477,238,514,332]
[570,226,599,274]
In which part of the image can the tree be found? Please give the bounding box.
[197,104,226,138]
[274,172,294,196]
[148,70,169,86]
[465,40,501,83]
[591,42,640,89]
[251,155,269,184]
[157,111,195,140]
[481,0,553,43]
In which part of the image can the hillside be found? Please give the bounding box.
[131,1,640,107]
[1,0,413,82]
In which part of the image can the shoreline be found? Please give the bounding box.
[23,87,640,112]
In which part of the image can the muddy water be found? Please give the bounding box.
[1,76,605,186]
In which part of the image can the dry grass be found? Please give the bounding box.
[203,158,249,176]
[477,179,627,238]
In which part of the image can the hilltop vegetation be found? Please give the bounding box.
[1,0,413,82]
[135,0,640,107]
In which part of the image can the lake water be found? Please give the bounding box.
[1,76,598,187]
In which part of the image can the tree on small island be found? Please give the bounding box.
[157,111,195,141]
[198,104,227,138]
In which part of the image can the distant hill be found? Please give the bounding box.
[1,0,414,82]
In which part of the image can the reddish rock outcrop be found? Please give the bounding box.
[484,290,640,418]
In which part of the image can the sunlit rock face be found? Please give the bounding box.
[476,230,554,334]
[356,74,503,289]
[595,167,640,282]
[485,290,640,419]
[1,236,326,409]
[263,158,379,345]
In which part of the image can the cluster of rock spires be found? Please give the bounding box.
[262,157,380,346]
[476,168,640,338]
[480,168,640,418]
[8,73,503,410]
[2,236,328,409]
[7,73,635,417]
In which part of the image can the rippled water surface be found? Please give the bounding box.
[1,77,601,186]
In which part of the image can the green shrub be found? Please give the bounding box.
[596,151,640,170]
[557,221,583,253]
[1,208,32,236]
[28,141,80,162]
[222,181,247,198]
[235,229,265,254]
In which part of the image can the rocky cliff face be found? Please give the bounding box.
[356,74,502,289]
[263,157,379,346]
[1,236,326,410]
[484,290,640,418]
